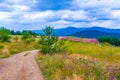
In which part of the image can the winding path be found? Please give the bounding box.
[0,50,44,80]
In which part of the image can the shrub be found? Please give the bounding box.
[21,31,32,40]
[30,38,35,42]
[0,27,11,42]
[25,38,32,43]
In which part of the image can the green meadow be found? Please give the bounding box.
[36,40,120,80]
[0,36,38,58]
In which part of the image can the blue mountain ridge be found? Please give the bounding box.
[71,30,120,38]
[32,26,120,38]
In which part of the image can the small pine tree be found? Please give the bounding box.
[39,26,58,54]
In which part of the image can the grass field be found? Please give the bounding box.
[1,36,120,80]
[0,36,39,58]
[36,40,120,80]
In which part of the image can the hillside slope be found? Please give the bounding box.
[72,30,120,38]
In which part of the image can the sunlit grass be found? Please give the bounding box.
[0,36,39,58]
[62,40,120,64]
[36,40,120,80]
[36,53,120,80]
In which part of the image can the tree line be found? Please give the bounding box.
[11,30,38,36]
[0,27,38,42]
[98,36,120,46]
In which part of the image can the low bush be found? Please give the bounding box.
[25,38,35,43]
[0,27,11,42]
[21,31,32,40]
[25,38,32,43]
[0,39,38,58]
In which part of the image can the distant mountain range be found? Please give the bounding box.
[32,26,120,38]
[72,30,120,38]
[32,26,84,36]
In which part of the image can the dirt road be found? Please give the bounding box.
[0,50,44,80]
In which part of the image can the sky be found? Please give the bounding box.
[0,0,120,30]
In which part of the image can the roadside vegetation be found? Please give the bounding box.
[0,40,37,58]
[0,27,39,58]
[0,27,11,42]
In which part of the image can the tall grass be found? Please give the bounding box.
[60,40,120,64]
[36,40,120,80]
[0,36,39,58]
[36,54,120,80]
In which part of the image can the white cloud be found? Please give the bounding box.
[16,10,89,24]
[72,0,120,9]
[49,20,72,25]
[90,20,113,27]
[20,10,55,24]
[111,10,120,19]
[0,8,120,30]
[0,9,90,29]
[46,20,73,29]
[0,4,30,12]
[0,0,37,12]
[61,10,88,20]
[0,11,11,19]
[3,0,37,6]
[11,5,30,11]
